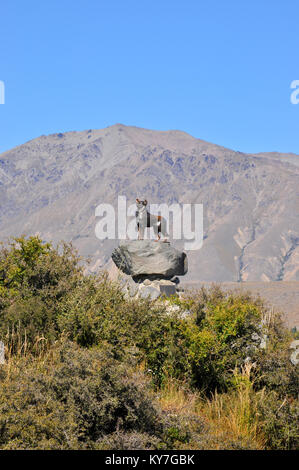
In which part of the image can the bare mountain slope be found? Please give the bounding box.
[0,124,298,282]
[252,151,299,168]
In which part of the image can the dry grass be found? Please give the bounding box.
[158,377,199,416]
[157,364,267,449]
[199,364,266,449]
[2,328,62,383]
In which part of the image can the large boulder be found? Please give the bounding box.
[111,240,188,280]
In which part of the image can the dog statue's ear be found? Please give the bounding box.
[143,200,147,206]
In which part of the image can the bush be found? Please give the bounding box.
[57,273,125,348]
[57,282,190,384]
[0,341,163,449]
[179,289,263,391]
[257,391,299,450]
[254,349,299,399]
[0,236,83,350]
[0,236,297,450]
[58,280,273,393]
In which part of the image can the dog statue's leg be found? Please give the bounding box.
[153,222,160,242]
[159,217,168,242]
[139,225,145,240]
[137,223,142,240]
[157,224,161,241]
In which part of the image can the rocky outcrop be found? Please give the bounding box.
[111,240,188,280]
[111,240,188,300]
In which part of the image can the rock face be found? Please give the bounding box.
[111,240,188,280]
[110,240,188,300]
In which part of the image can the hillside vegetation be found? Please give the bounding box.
[0,236,298,450]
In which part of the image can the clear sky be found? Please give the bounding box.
[0,0,298,154]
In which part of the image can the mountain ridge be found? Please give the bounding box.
[0,124,298,282]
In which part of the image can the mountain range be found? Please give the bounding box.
[0,124,298,282]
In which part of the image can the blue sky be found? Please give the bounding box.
[0,0,298,154]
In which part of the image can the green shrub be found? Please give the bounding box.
[254,349,299,399]
[0,236,83,350]
[180,291,263,391]
[57,273,125,348]
[0,341,163,449]
[257,391,299,450]
[58,280,271,393]
[57,280,190,384]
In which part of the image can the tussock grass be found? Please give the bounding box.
[198,364,266,449]
[158,377,198,415]
[157,365,266,449]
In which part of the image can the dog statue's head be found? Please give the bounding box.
[136,198,147,210]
